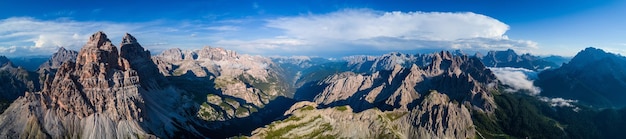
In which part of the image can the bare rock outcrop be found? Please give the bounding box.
[0,57,40,113]
[403,91,475,139]
[252,91,474,139]
[0,31,205,138]
[480,49,558,70]
[153,47,290,122]
[37,47,78,86]
[304,51,497,113]
[279,51,498,138]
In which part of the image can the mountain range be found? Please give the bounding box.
[0,31,624,138]
[537,47,626,108]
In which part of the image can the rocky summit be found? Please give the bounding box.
[537,47,626,107]
[0,56,39,113]
[3,31,626,139]
[0,31,205,138]
[480,49,560,70]
[272,51,498,138]
[37,47,78,88]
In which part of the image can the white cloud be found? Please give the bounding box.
[538,97,578,108]
[267,9,509,41]
[539,97,579,111]
[490,67,541,95]
[215,38,308,54]
[0,17,218,56]
[0,9,540,57]
[490,67,581,111]
[206,26,239,31]
[0,17,140,56]
[216,9,537,56]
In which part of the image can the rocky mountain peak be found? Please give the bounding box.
[304,50,497,113]
[121,33,138,44]
[43,47,78,68]
[197,46,238,61]
[582,47,605,53]
[77,31,120,70]
[158,48,185,61]
[537,47,626,108]
[439,51,453,60]
[0,31,205,138]
[480,49,558,70]
[37,47,79,86]
[568,47,611,66]
[86,31,114,50]
[120,33,151,62]
[58,46,67,52]
[0,55,10,66]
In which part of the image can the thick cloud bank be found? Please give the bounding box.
[267,9,509,41]
[491,67,580,110]
[250,9,538,56]
[490,67,540,95]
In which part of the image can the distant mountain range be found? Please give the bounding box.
[537,47,626,108]
[0,31,624,138]
[479,49,570,70]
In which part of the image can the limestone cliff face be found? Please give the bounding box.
[37,47,78,87]
[480,49,558,70]
[153,47,290,122]
[251,91,474,139]
[343,52,442,73]
[403,91,474,139]
[281,51,498,139]
[304,51,497,113]
[0,31,204,138]
[154,47,274,80]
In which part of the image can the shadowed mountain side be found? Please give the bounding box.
[0,57,41,114]
[163,67,299,137]
[536,47,626,108]
[8,56,49,71]
[201,96,296,138]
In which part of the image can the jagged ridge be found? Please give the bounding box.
[0,31,205,138]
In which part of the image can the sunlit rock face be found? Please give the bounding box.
[0,31,205,138]
[260,51,498,139]
[303,51,497,113]
[152,46,292,123]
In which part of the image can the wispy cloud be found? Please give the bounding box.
[43,10,76,18]
[538,96,580,111]
[0,17,219,56]
[206,26,240,31]
[0,17,138,56]
[0,9,539,57]
[490,67,540,95]
[538,97,578,107]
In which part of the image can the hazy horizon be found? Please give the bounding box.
[1,0,625,57]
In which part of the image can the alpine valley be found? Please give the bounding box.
[1,31,626,139]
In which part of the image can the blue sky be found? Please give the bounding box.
[0,0,625,57]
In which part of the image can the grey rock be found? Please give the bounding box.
[0,31,206,138]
